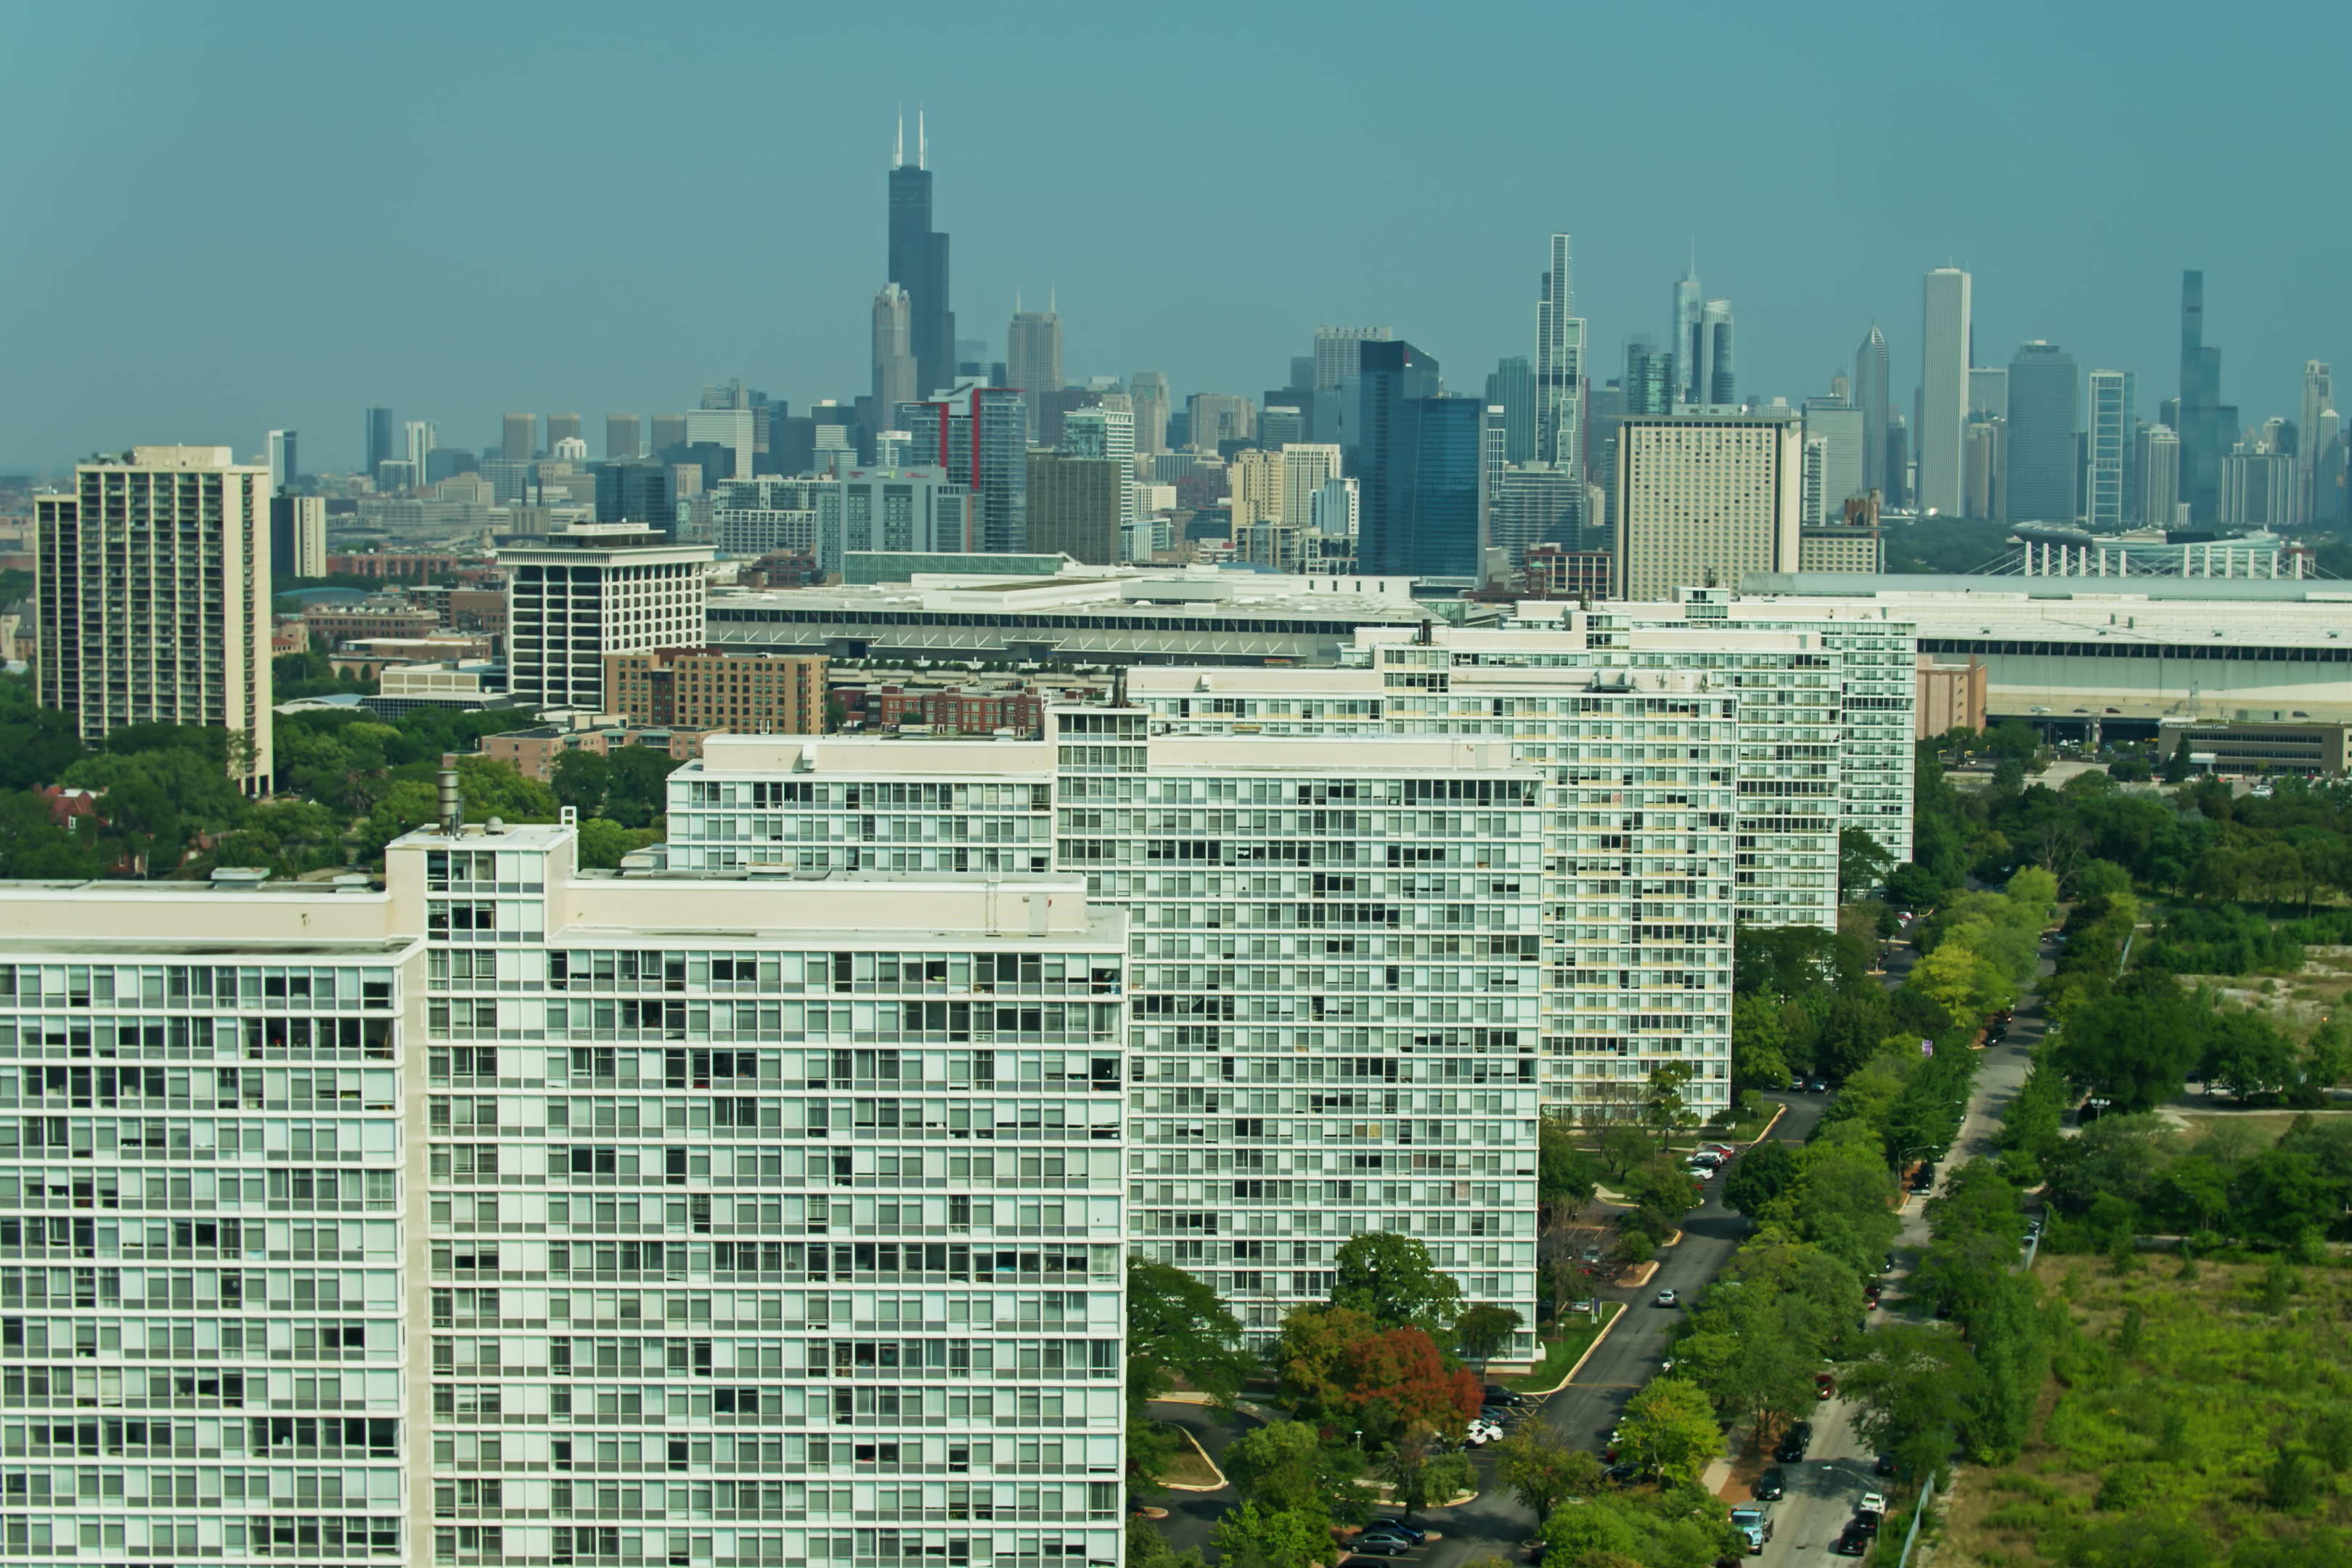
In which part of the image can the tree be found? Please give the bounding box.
[1985,719,2040,762]
[1731,994,1792,1090]
[1538,1118,1601,1222]
[1127,1257,1251,1413]
[1490,1423,1602,1519]
[1719,1140,1796,1217]
[551,749,615,814]
[1598,1122,1654,1178]
[1223,1421,1360,1520]
[2051,972,2206,1111]
[1273,1304,1381,1421]
[1614,1377,1723,1485]
[1836,1323,1978,1485]
[1375,1432,1475,1516]
[1453,1304,1523,1362]
[1211,1504,1331,1568]
[2195,1011,2300,1101]
[1334,1326,1482,1445]
[576,817,654,870]
[1839,828,1896,901]
[1643,1062,1699,1148]
[1331,1233,1464,1333]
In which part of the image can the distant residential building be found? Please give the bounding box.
[502,525,714,712]
[1966,418,2007,520]
[603,647,827,735]
[480,719,714,780]
[2007,342,2080,523]
[847,680,1044,736]
[2220,439,2297,527]
[897,386,1027,552]
[1257,405,1307,450]
[1612,410,1802,601]
[1227,449,1283,528]
[1490,462,1584,566]
[1798,516,1884,573]
[710,472,972,572]
[1061,407,1137,521]
[303,597,441,648]
[1522,542,1613,600]
[1025,452,1122,565]
[36,445,274,785]
[1537,234,1587,486]
[1916,656,1988,738]
[1625,340,1676,417]
[1279,444,1343,538]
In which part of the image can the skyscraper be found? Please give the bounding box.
[1612,411,1802,600]
[1696,300,1736,407]
[2086,369,2136,531]
[871,283,918,415]
[405,418,436,481]
[1312,325,1393,391]
[1800,399,1866,519]
[2137,424,2181,526]
[1486,355,1538,462]
[888,113,957,400]
[502,412,537,462]
[1025,450,1122,564]
[1673,266,1704,405]
[1537,234,1586,483]
[2300,360,2335,523]
[1854,325,1889,495]
[1352,340,1482,577]
[1130,371,1169,454]
[1007,301,1063,438]
[364,405,396,478]
[36,446,273,785]
[902,385,1028,551]
[2006,341,2080,523]
[505,525,714,712]
[266,428,297,494]
[1919,269,1972,515]
[605,412,641,462]
[1625,339,1677,416]
[2173,270,2237,524]
[548,412,582,449]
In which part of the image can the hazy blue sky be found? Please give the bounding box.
[4,1,2345,474]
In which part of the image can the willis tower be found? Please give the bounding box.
[889,114,955,404]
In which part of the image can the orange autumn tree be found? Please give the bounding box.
[1336,1326,1482,1446]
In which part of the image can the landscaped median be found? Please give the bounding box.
[1504,1300,1625,1395]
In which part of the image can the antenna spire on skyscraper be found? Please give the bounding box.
[894,108,904,170]
[918,109,927,171]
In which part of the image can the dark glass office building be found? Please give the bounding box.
[2006,342,2080,524]
[593,462,676,535]
[1354,341,1481,578]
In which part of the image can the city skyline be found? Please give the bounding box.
[2,3,2346,474]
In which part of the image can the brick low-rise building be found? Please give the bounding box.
[849,681,1048,736]
[303,596,441,648]
[603,648,827,735]
[477,719,712,782]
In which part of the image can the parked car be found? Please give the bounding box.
[1355,1530,1417,1553]
[1654,1289,1679,1307]
[1771,1421,1812,1463]
[1483,1385,1530,1407]
[1685,1164,1715,1181]
[1522,1542,1547,1564]
[1368,1520,1426,1545]
[1580,1245,1603,1262]
[1688,1149,1725,1167]
[1814,1372,1834,1399]
[1883,1254,1898,1273]
[1751,1467,1787,1500]
[1832,1527,1871,1555]
[1805,1076,1829,1093]
[1851,1514,1882,1538]
[1348,1540,1412,1559]
[1874,1455,1898,1477]
[1858,1492,1887,1522]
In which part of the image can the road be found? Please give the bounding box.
[1148,928,2054,1568]
[1755,928,2053,1566]
[1150,1090,1834,1568]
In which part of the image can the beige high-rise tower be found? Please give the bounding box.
[1006,299,1063,439]
[1612,410,1803,600]
[873,283,919,414]
[35,446,274,785]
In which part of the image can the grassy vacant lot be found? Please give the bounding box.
[1940,1255,2352,1567]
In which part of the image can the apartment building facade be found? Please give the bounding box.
[0,823,1126,1568]
[664,726,1545,1353]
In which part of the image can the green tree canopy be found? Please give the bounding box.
[1331,1233,1464,1333]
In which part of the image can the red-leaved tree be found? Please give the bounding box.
[1335,1327,1482,1445]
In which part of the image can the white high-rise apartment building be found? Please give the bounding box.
[1920,269,1972,516]
[1310,478,1359,543]
[2086,371,2136,532]
[2138,425,2182,526]
[1612,412,1803,602]
[35,446,274,785]
[665,724,1547,1355]
[0,815,1128,1568]
[502,526,715,712]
